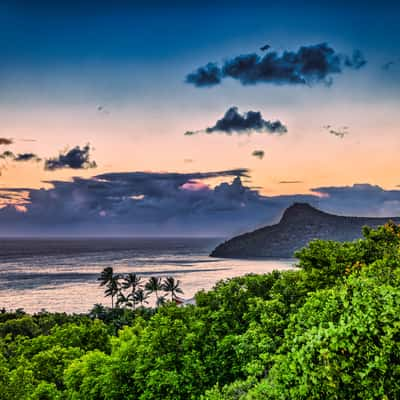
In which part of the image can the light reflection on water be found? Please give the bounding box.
[0,237,296,313]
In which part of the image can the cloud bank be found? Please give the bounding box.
[0,168,400,236]
[0,169,261,235]
[184,107,287,136]
[186,43,366,87]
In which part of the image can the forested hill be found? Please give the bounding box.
[211,202,400,259]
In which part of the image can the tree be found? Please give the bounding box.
[104,275,121,309]
[89,304,107,320]
[246,275,400,399]
[162,276,184,301]
[145,276,162,304]
[156,295,167,307]
[98,267,114,288]
[122,273,142,310]
[116,292,132,309]
[134,289,149,307]
[98,267,121,309]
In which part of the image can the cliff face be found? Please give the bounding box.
[210,203,400,259]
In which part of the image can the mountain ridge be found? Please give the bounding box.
[210,203,400,259]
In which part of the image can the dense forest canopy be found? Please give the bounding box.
[2,222,400,399]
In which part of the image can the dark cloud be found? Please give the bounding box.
[252,150,265,159]
[185,62,222,87]
[184,107,287,136]
[1,173,400,236]
[45,145,97,171]
[0,169,261,236]
[14,153,41,162]
[0,151,41,162]
[93,168,250,187]
[0,138,13,145]
[329,129,347,138]
[186,43,366,87]
[206,107,287,134]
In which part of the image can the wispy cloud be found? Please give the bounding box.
[279,180,303,184]
[323,125,349,138]
[0,151,41,162]
[382,58,400,70]
[97,105,110,115]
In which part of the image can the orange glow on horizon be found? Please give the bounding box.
[0,98,399,200]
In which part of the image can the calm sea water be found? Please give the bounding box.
[0,238,295,313]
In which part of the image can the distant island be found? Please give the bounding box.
[211,202,400,259]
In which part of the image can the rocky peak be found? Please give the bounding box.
[280,202,325,223]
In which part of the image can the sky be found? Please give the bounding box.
[0,0,400,236]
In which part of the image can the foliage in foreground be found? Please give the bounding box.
[2,222,400,399]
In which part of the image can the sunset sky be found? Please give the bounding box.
[0,0,400,235]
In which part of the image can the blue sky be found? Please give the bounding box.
[1,0,399,95]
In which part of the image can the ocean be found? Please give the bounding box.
[0,237,295,313]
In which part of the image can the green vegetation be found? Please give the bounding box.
[2,222,400,399]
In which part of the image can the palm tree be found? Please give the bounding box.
[98,267,114,287]
[116,292,132,308]
[122,273,142,310]
[89,303,107,320]
[145,276,162,305]
[156,294,167,307]
[98,267,120,308]
[162,276,184,301]
[105,275,120,308]
[134,288,149,307]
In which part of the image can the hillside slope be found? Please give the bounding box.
[210,203,400,258]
